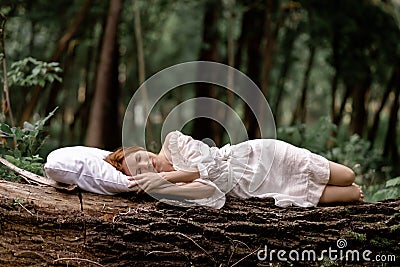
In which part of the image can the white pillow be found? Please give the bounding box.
[44,146,136,195]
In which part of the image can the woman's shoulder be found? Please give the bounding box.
[165,130,187,141]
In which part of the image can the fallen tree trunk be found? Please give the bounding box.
[0,180,399,266]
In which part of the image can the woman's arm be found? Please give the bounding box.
[128,173,214,199]
[128,173,225,208]
[148,181,216,200]
[160,170,200,183]
[129,171,199,193]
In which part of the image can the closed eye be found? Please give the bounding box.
[135,154,141,175]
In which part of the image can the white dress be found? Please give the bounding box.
[167,131,330,208]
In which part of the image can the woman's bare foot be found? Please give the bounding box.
[352,183,364,203]
[319,184,364,204]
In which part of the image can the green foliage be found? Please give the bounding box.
[277,117,336,156]
[7,57,62,88]
[0,53,61,181]
[345,231,367,242]
[13,198,25,205]
[0,108,57,181]
[0,108,57,156]
[327,135,386,179]
[371,177,400,202]
[0,154,44,181]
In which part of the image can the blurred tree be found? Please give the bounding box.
[238,0,264,139]
[0,13,15,128]
[272,5,302,124]
[44,0,93,116]
[291,44,315,124]
[133,0,153,142]
[300,0,400,135]
[368,66,398,145]
[86,0,122,149]
[192,0,223,145]
[383,64,400,163]
[19,0,92,125]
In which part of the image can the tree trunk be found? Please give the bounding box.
[349,72,372,136]
[273,29,297,125]
[242,4,264,139]
[383,70,400,162]
[333,85,351,126]
[225,0,235,109]
[260,0,276,100]
[0,180,399,267]
[330,28,341,126]
[85,0,122,150]
[256,0,282,138]
[368,67,398,145]
[192,0,223,145]
[0,14,15,128]
[72,25,104,145]
[133,0,153,142]
[291,45,316,125]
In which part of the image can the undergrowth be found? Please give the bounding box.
[0,55,61,182]
[0,108,57,181]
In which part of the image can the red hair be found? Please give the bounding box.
[104,146,145,172]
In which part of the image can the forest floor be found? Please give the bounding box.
[0,180,399,267]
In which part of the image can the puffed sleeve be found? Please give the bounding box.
[167,131,222,180]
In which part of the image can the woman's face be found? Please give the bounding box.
[123,151,157,176]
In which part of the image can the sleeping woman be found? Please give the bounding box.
[104,131,364,209]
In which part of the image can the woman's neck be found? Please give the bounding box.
[155,152,174,172]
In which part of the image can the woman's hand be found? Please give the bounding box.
[128,172,170,193]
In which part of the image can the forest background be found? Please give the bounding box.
[0,0,400,203]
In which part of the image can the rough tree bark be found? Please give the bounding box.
[0,180,399,267]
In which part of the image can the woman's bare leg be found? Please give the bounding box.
[319,184,364,203]
[318,161,364,204]
[327,161,355,186]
